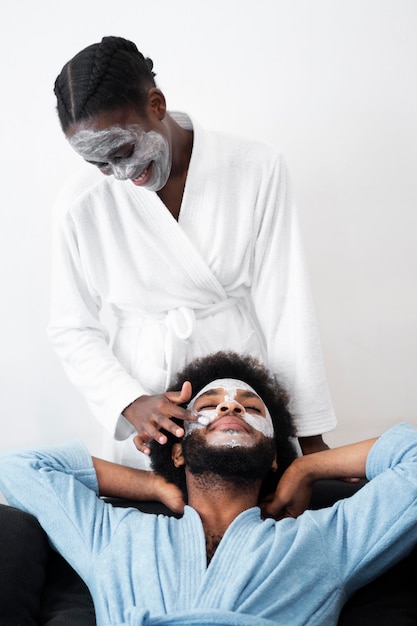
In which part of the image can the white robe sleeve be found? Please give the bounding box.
[251,154,336,437]
[47,203,142,439]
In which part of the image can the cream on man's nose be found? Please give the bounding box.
[216,400,245,416]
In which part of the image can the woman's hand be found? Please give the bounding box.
[123,382,195,454]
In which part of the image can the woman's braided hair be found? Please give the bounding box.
[54,36,156,133]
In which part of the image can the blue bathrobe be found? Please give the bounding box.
[1,423,417,625]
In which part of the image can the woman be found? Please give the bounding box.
[49,35,336,467]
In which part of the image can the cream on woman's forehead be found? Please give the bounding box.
[69,126,140,159]
[187,378,274,438]
[69,126,137,161]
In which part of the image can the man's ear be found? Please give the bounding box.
[172,442,185,468]
[146,87,167,121]
[271,455,278,473]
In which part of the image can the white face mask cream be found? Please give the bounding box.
[186,378,274,440]
[69,124,171,191]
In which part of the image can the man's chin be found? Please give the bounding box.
[182,432,276,482]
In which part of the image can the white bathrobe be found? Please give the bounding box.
[48,113,336,466]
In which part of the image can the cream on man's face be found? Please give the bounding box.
[185,379,274,447]
[69,124,171,191]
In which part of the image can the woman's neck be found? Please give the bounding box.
[157,115,193,219]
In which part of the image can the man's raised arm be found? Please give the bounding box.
[92,457,185,514]
[264,437,378,519]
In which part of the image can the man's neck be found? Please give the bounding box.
[186,471,261,563]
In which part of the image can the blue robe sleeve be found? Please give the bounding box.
[307,423,417,596]
[0,441,123,579]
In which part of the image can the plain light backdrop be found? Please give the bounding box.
[1,0,416,468]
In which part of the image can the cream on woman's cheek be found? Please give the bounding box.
[68,124,170,189]
[185,379,274,439]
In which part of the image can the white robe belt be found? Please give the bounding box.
[114,297,241,338]
[114,298,243,386]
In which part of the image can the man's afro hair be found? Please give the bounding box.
[150,351,298,501]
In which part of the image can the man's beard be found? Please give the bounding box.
[182,430,276,489]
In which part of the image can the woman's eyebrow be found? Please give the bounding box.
[107,141,134,158]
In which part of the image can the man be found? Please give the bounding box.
[1,351,417,626]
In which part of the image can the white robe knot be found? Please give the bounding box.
[163,299,242,383]
[165,307,195,340]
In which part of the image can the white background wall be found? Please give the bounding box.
[1,0,416,466]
